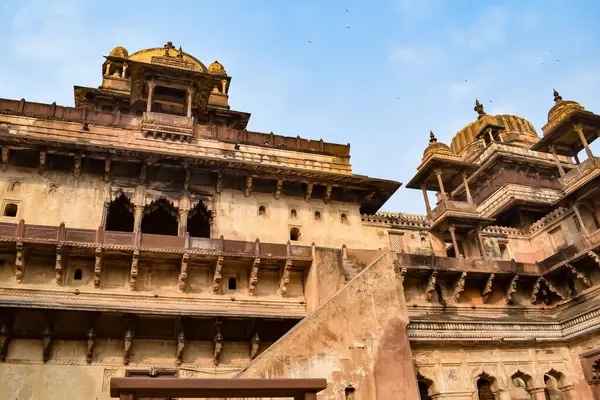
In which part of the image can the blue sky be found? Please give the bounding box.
[1,0,600,214]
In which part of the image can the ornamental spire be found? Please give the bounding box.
[474,99,486,119]
[429,130,437,144]
[553,89,563,103]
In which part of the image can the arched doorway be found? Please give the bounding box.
[106,194,134,232]
[477,377,495,400]
[141,199,178,236]
[544,374,565,400]
[187,201,211,238]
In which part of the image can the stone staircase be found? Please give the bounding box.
[341,257,363,283]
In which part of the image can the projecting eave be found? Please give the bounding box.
[534,110,600,156]
[406,155,478,191]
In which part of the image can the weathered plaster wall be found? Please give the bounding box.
[0,339,252,400]
[0,168,107,229]
[238,251,419,400]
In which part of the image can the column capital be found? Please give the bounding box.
[147,79,156,89]
[434,168,443,177]
[573,123,584,134]
[448,225,456,233]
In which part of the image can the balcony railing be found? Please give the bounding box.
[559,156,600,188]
[537,229,600,273]
[396,252,537,274]
[0,220,312,260]
[431,200,478,220]
[141,111,194,142]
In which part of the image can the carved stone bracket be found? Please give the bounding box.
[324,185,333,204]
[248,257,260,296]
[0,323,10,362]
[86,327,95,364]
[215,171,222,194]
[244,175,253,197]
[531,277,564,305]
[175,330,185,366]
[566,263,592,288]
[94,247,103,288]
[42,325,52,363]
[452,272,467,303]
[123,327,133,365]
[250,332,260,360]
[425,271,437,302]
[177,253,190,293]
[482,273,494,303]
[1,148,9,172]
[588,251,600,267]
[305,183,313,203]
[507,274,519,304]
[129,250,139,291]
[104,159,111,182]
[213,322,223,366]
[274,179,283,200]
[279,259,292,297]
[55,244,65,285]
[212,256,224,294]
[39,151,46,174]
[73,155,82,179]
[15,241,24,284]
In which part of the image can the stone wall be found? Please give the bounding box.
[237,251,419,400]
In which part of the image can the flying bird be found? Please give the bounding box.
[347,26,350,29]
[308,39,312,43]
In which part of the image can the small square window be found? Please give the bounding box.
[258,205,267,216]
[339,211,349,224]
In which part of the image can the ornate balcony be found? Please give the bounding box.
[559,156,600,195]
[141,111,194,142]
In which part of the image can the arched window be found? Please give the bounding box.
[187,202,211,238]
[344,386,356,400]
[290,209,297,219]
[73,268,83,280]
[340,213,348,223]
[544,374,565,400]
[105,194,134,232]
[258,205,266,216]
[290,227,301,241]
[3,203,17,217]
[141,199,178,236]
[477,378,494,400]
[314,210,321,221]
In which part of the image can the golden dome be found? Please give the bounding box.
[423,131,452,159]
[109,46,129,58]
[128,43,207,72]
[208,60,226,75]
[450,100,538,155]
[547,89,584,122]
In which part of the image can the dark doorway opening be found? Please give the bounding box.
[105,194,134,232]
[187,202,211,238]
[477,378,494,400]
[142,199,178,236]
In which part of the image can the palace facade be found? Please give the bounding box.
[0,43,599,400]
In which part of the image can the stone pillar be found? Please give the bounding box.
[462,172,473,204]
[422,186,433,217]
[488,127,494,144]
[573,204,590,236]
[529,387,547,400]
[178,210,189,237]
[101,202,110,228]
[574,124,594,160]
[133,205,144,234]
[146,80,156,113]
[186,88,194,118]
[122,63,128,78]
[449,225,460,258]
[549,145,566,177]
[104,62,111,76]
[559,385,578,400]
[221,79,227,94]
[475,227,487,260]
[435,170,447,204]
[574,154,581,165]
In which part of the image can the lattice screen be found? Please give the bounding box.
[389,232,405,252]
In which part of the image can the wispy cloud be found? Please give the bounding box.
[452,6,508,51]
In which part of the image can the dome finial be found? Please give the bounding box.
[429,130,437,144]
[553,89,562,103]
[474,98,486,119]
